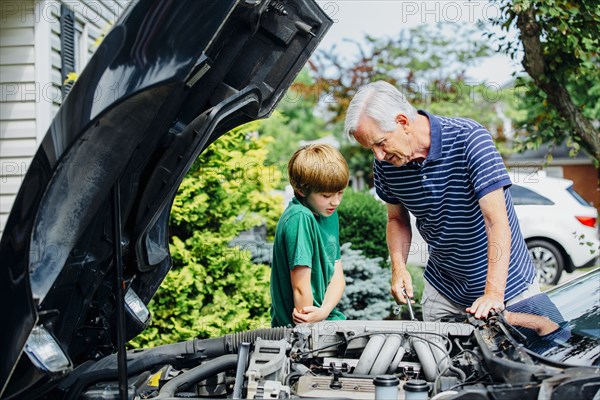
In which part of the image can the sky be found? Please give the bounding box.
[314,0,522,86]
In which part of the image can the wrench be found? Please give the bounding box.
[393,287,417,321]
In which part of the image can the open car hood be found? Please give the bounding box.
[0,0,331,394]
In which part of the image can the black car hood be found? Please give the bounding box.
[0,0,331,394]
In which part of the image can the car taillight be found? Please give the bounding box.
[576,216,597,228]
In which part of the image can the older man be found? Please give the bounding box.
[345,81,538,321]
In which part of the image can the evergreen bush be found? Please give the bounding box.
[337,189,388,261]
[337,190,430,320]
[129,122,282,347]
[338,243,393,320]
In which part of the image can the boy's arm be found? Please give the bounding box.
[293,260,345,324]
[290,265,313,310]
[322,260,345,313]
[504,311,559,336]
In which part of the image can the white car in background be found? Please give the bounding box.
[398,174,599,285]
[510,173,599,284]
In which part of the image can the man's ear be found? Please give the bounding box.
[395,113,409,126]
[395,114,411,135]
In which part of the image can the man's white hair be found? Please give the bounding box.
[344,81,418,140]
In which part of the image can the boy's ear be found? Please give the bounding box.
[296,189,305,198]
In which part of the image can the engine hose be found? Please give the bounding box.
[284,371,305,386]
[232,343,251,399]
[429,335,449,373]
[448,365,466,381]
[156,354,238,398]
[61,327,291,400]
[193,327,292,358]
[426,336,465,381]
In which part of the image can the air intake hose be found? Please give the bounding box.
[193,327,293,358]
[156,354,239,398]
[61,327,291,400]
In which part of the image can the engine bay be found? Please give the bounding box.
[50,318,598,400]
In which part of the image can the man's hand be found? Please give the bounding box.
[391,268,413,304]
[466,293,504,319]
[385,203,414,304]
[292,306,327,324]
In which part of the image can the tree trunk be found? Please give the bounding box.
[516,7,600,164]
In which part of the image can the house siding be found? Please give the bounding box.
[1,0,36,232]
[0,0,127,234]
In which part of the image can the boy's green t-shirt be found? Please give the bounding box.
[270,197,346,327]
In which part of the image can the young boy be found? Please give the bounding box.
[270,144,349,327]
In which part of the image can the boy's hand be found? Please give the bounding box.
[292,306,327,324]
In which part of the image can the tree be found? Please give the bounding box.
[258,69,332,172]
[310,23,496,126]
[491,0,600,163]
[308,23,506,185]
[130,122,283,347]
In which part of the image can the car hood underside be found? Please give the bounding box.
[0,0,332,395]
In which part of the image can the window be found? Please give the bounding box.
[60,5,76,99]
[566,186,591,207]
[511,185,554,206]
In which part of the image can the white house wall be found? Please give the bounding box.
[1,0,37,233]
[0,0,126,234]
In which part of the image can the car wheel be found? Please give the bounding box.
[527,240,564,285]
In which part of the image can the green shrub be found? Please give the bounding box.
[129,122,283,348]
[338,189,388,261]
[338,244,426,321]
[338,243,393,319]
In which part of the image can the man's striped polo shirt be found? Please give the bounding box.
[375,110,536,306]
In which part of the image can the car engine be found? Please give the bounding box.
[48,318,598,400]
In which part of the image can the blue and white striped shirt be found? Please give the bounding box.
[375,111,535,306]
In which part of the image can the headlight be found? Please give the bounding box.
[25,326,72,374]
[125,287,150,325]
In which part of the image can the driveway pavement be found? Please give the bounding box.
[555,265,597,286]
